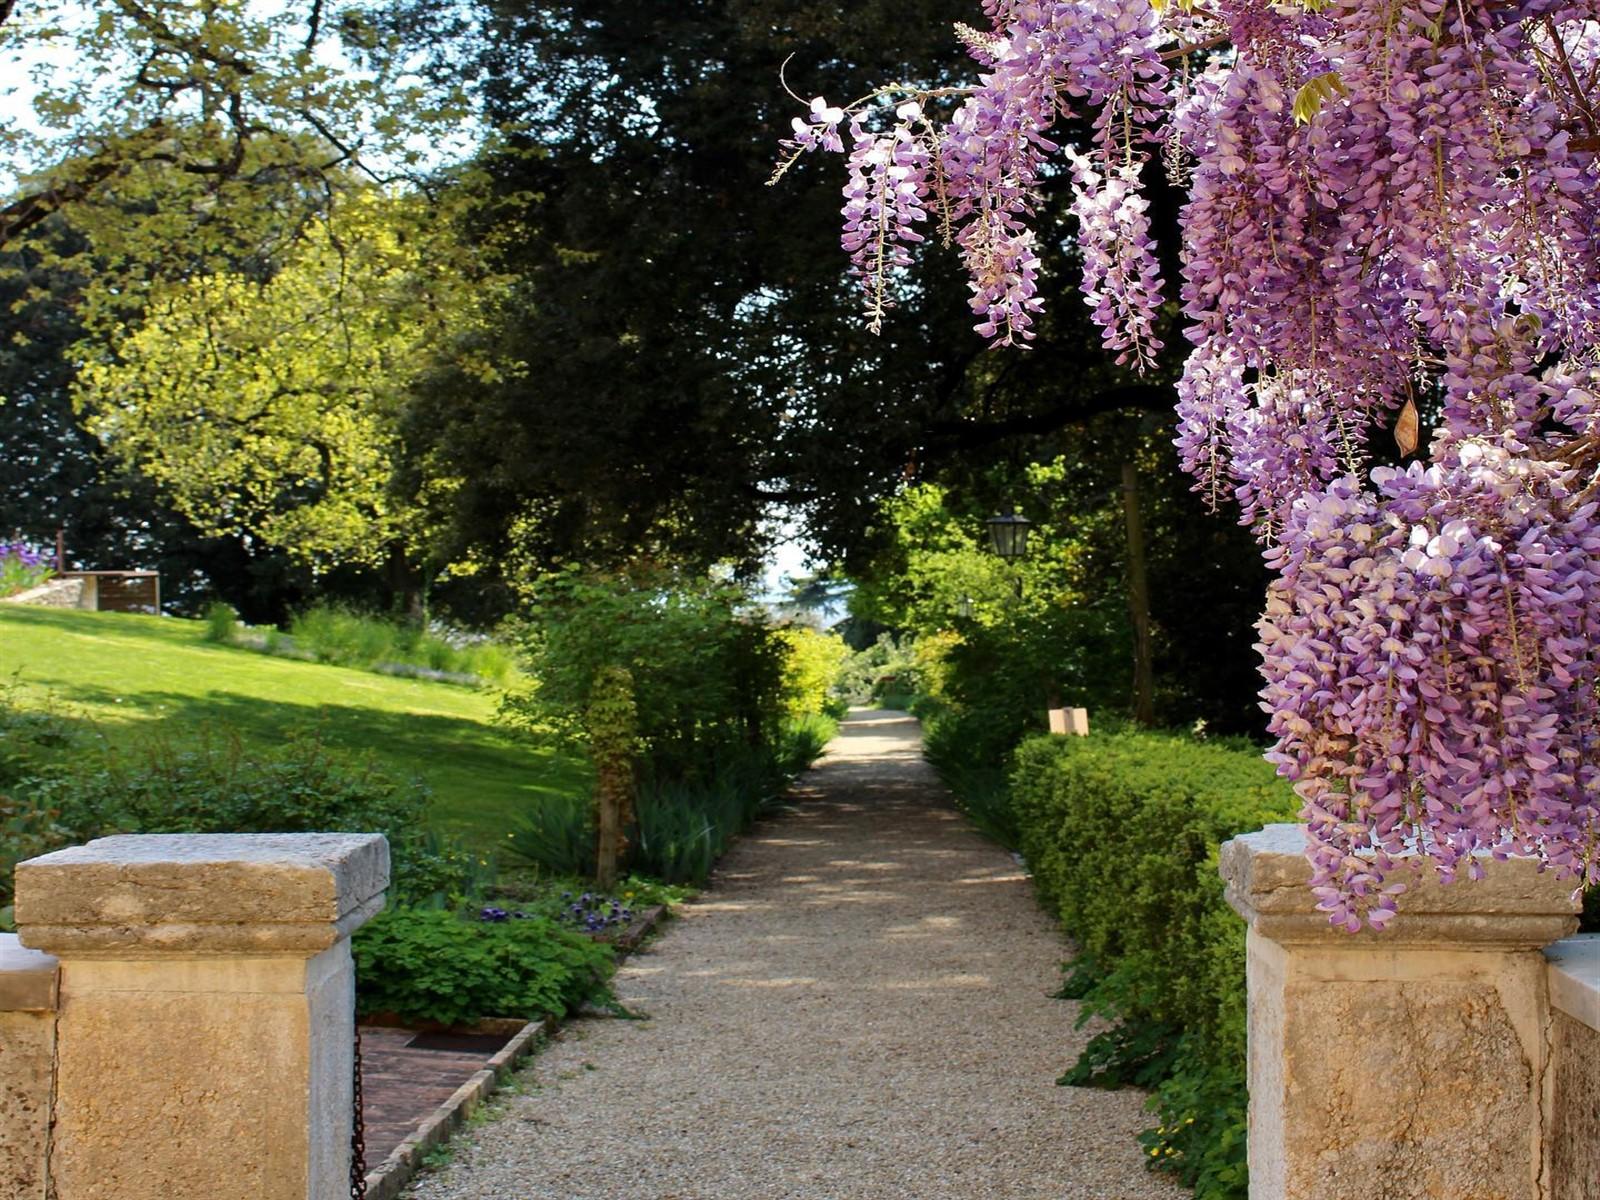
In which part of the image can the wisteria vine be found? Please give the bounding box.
[774,0,1600,927]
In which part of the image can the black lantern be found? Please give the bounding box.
[956,595,974,619]
[985,512,1032,561]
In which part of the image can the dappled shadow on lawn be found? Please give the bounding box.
[13,680,588,846]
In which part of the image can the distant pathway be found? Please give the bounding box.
[409,710,1185,1200]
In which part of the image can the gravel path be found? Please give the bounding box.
[407,709,1187,1200]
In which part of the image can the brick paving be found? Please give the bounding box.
[360,1027,513,1164]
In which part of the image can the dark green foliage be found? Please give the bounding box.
[506,567,789,780]
[504,715,837,885]
[352,907,614,1026]
[21,727,482,909]
[1009,730,1298,1199]
[505,792,597,877]
[388,0,1206,593]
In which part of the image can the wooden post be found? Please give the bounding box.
[1121,463,1155,728]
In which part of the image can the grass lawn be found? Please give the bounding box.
[0,605,588,848]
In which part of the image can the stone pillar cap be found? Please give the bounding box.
[15,833,389,957]
[1221,823,1579,948]
[0,932,58,1011]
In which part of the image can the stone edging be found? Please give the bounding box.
[360,902,672,1200]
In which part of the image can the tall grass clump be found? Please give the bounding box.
[203,601,239,643]
[273,603,516,684]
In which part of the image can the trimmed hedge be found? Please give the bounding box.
[1010,730,1297,1200]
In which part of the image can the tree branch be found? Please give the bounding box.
[920,382,1172,454]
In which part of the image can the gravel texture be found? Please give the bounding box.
[407,710,1188,1200]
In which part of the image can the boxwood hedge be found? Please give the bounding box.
[1009,729,1297,1200]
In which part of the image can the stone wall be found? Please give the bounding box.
[2,576,86,609]
[1547,936,1600,1200]
[0,935,59,1200]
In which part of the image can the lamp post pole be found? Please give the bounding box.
[1120,463,1155,728]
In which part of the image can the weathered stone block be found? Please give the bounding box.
[16,833,389,956]
[12,833,387,1200]
[0,935,58,1200]
[1223,824,1579,1200]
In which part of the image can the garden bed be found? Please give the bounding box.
[358,902,670,1200]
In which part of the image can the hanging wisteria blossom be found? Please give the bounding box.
[773,0,1600,927]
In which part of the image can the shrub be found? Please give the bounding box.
[776,625,850,720]
[777,712,837,777]
[267,602,517,684]
[25,728,482,908]
[506,566,789,781]
[203,601,240,644]
[352,906,614,1026]
[834,632,920,706]
[1009,730,1296,1200]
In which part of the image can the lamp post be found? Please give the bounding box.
[984,512,1032,562]
[985,512,1031,599]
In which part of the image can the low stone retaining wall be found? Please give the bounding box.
[3,576,85,608]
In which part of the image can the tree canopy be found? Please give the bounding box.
[391,0,1198,585]
[73,189,501,577]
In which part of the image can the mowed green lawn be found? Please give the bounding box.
[0,605,588,848]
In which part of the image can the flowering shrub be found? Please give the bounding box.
[0,541,51,598]
[480,890,636,936]
[777,0,1600,926]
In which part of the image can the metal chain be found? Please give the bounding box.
[351,1010,368,1199]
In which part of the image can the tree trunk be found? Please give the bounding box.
[587,666,638,890]
[1121,462,1155,728]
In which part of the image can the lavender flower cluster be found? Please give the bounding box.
[0,541,52,597]
[778,0,1600,925]
[479,891,635,936]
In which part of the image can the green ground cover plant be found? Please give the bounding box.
[1008,730,1297,1200]
[0,606,586,849]
[353,907,614,1027]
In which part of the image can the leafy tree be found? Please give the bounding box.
[849,419,1268,741]
[0,0,466,252]
[392,0,1187,583]
[72,190,501,585]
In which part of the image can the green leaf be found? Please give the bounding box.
[1291,71,1348,126]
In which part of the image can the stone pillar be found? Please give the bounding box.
[14,833,389,1200]
[0,934,59,1200]
[1221,824,1579,1200]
